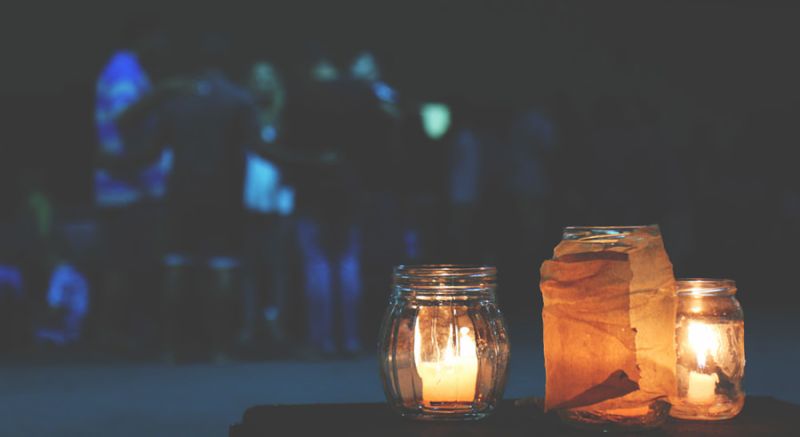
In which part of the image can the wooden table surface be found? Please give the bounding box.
[230,396,798,436]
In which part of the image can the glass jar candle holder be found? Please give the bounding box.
[379,265,509,421]
[670,279,745,421]
[540,226,677,432]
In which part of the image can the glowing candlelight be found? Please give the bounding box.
[688,321,720,370]
[380,265,507,420]
[413,312,478,406]
[684,321,721,405]
[671,279,745,421]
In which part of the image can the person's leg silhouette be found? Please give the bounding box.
[297,217,335,354]
[339,226,362,354]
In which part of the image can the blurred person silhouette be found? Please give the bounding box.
[95,26,173,204]
[393,99,453,263]
[346,51,408,259]
[1,170,91,351]
[578,97,691,263]
[0,168,27,349]
[93,21,173,352]
[105,32,256,362]
[280,49,397,356]
[288,54,355,356]
[547,91,588,228]
[506,105,557,257]
[0,219,27,351]
[0,264,25,351]
[345,50,413,347]
[444,100,501,262]
[239,61,294,351]
[349,50,401,119]
[0,168,55,351]
[474,102,561,305]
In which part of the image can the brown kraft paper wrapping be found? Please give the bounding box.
[540,231,677,412]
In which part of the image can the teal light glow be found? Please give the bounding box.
[420,103,451,140]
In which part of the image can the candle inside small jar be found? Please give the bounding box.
[685,320,720,404]
[687,371,718,404]
[671,279,745,421]
[413,310,478,406]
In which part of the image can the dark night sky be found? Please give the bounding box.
[1,1,799,204]
[3,2,799,100]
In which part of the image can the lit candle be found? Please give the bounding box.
[686,320,720,404]
[413,312,478,406]
[687,372,719,404]
[671,278,745,421]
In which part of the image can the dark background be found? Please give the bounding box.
[1,2,799,435]
[3,1,799,307]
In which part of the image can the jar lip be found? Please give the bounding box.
[393,264,496,295]
[394,264,497,278]
[562,225,661,242]
[676,278,737,296]
[564,225,658,231]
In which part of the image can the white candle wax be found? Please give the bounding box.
[687,371,718,404]
[685,320,721,405]
[414,319,478,405]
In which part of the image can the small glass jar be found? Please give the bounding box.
[670,279,745,421]
[379,265,510,421]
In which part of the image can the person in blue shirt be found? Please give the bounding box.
[95,49,173,206]
[93,26,174,353]
[101,33,264,362]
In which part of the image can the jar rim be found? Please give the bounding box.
[564,225,659,230]
[393,264,496,295]
[562,225,661,242]
[394,264,497,278]
[676,278,737,296]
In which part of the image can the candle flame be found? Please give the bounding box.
[688,321,720,370]
[412,310,479,404]
[414,315,476,367]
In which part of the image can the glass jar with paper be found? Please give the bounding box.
[540,226,677,431]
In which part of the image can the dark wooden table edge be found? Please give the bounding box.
[230,396,800,436]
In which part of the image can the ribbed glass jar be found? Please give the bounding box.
[670,279,745,421]
[379,265,510,420]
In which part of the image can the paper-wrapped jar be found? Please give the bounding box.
[540,225,677,431]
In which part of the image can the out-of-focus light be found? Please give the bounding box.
[351,52,379,82]
[208,256,239,270]
[0,265,23,297]
[420,103,451,140]
[243,153,280,213]
[404,229,420,260]
[261,125,277,143]
[372,81,397,104]
[277,186,295,216]
[163,253,190,267]
[36,264,89,345]
[312,60,339,82]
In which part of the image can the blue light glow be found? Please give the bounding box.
[372,81,397,104]
[36,264,89,345]
[0,265,23,297]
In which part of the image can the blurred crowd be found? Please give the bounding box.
[1,29,798,363]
